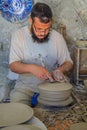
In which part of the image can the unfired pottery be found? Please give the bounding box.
[38,82,73,92]
[0,125,43,130]
[84,79,87,91]
[70,122,87,130]
[38,82,73,106]
[38,96,73,106]
[0,103,33,127]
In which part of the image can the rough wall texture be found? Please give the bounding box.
[0,0,87,64]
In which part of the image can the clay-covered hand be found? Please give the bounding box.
[30,64,53,80]
[52,69,65,82]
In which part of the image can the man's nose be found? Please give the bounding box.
[40,30,46,35]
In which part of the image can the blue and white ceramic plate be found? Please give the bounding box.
[0,0,33,23]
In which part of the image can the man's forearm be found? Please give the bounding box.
[56,61,73,74]
[9,61,33,74]
[9,61,53,80]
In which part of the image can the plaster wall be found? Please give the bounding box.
[0,0,87,69]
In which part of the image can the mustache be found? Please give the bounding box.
[30,27,50,43]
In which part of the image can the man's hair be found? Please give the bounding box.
[30,2,52,23]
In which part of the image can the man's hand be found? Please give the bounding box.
[52,69,66,82]
[52,61,73,82]
[30,64,53,80]
[10,61,54,81]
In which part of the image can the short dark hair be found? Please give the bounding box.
[30,2,52,23]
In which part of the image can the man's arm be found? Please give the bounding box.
[52,61,73,82]
[56,61,73,74]
[9,61,32,74]
[9,61,53,80]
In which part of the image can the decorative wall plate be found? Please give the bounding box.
[1,0,33,23]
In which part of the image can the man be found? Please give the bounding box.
[9,2,73,104]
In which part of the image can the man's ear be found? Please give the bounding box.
[29,17,33,24]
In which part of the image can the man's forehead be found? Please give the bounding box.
[34,17,52,28]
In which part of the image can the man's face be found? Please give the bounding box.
[31,17,52,43]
